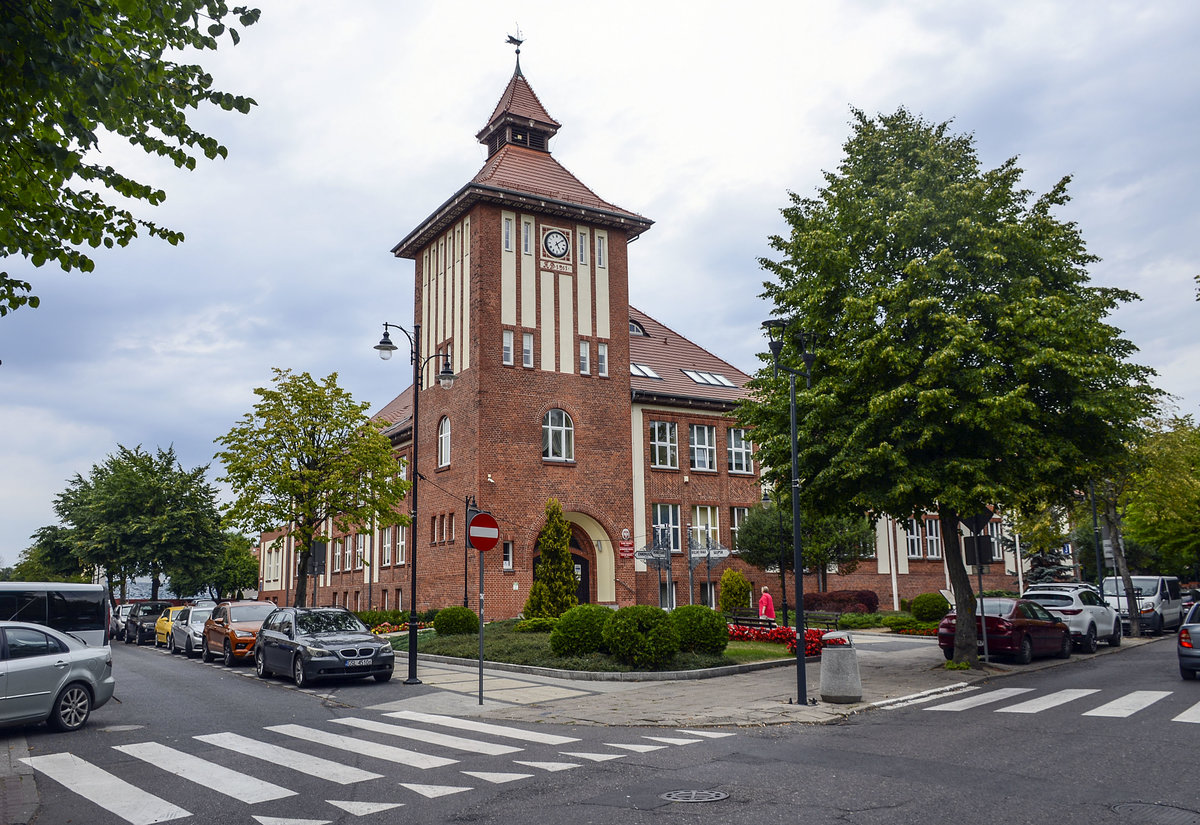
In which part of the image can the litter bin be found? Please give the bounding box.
[819,631,862,704]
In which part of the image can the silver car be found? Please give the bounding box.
[1180,603,1200,680]
[0,621,116,732]
[1022,586,1121,653]
[168,605,214,658]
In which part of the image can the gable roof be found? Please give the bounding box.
[628,307,753,409]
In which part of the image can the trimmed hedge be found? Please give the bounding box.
[432,605,479,635]
[549,604,613,655]
[514,617,558,633]
[910,592,951,622]
[670,604,729,654]
[601,605,680,669]
[805,589,880,614]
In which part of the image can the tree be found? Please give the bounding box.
[740,107,1159,666]
[1122,415,1200,577]
[0,1,260,316]
[55,445,224,600]
[523,499,578,619]
[1007,504,1073,585]
[12,526,90,582]
[215,368,409,607]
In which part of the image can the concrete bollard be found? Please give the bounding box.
[819,631,862,703]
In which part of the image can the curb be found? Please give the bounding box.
[402,650,818,681]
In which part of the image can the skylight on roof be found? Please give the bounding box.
[682,369,736,388]
[630,363,662,379]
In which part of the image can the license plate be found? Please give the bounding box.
[345,657,371,667]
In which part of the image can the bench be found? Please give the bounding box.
[725,609,777,630]
[802,611,842,631]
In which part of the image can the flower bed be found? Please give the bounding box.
[371,621,428,634]
[726,624,848,657]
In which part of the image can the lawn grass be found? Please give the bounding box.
[393,618,794,672]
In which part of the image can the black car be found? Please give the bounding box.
[253,607,394,688]
[123,601,172,646]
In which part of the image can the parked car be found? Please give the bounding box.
[1102,575,1184,636]
[1022,586,1121,652]
[253,606,394,688]
[1182,588,1200,618]
[202,600,276,666]
[168,605,214,657]
[938,597,1072,664]
[154,606,186,647]
[0,621,116,732]
[1180,603,1200,680]
[124,602,173,646]
[111,603,133,641]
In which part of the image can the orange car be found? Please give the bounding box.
[202,600,276,666]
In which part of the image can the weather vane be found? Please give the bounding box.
[506,26,524,73]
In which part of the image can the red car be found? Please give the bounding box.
[938,597,1072,664]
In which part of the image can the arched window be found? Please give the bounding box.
[437,416,451,467]
[542,409,574,461]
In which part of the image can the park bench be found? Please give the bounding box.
[802,611,842,631]
[725,608,777,630]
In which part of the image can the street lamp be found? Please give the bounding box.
[762,318,815,705]
[762,488,790,629]
[375,321,455,684]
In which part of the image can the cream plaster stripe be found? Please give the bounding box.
[559,273,574,374]
[20,753,191,824]
[521,217,536,327]
[540,270,555,370]
[501,212,517,325]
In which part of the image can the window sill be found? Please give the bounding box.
[649,465,680,472]
[689,467,718,474]
[542,458,576,466]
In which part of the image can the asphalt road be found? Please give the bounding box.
[8,634,1197,825]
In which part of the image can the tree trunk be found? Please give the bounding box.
[1103,503,1140,636]
[940,506,980,667]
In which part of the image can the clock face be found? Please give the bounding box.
[543,230,569,259]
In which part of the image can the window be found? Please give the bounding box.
[332,538,341,572]
[504,217,513,251]
[344,537,353,570]
[597,234,606,267]
[578,232,588,264]
[906,519,923,559]
[630,320,646,336]
[449,513,456,542]
[597,343,608,376]
[502,330,514,365]
[522,220,532,254]
[396,526,406,565]
[355,534,366,569]
[381,527,392,566]
[579,341,590,374]
[649,421,678,469]
[437,416,451,467]
[630,363,661,379]
[394,589,402,611]
[522,332,534,368]
[651,503,681,553]
[730,506,749,552]
[4,627,61,659]
[503,541,513,571]
[689,505,719,550]
[659,581,676,610]
[699,582,716,608]
[727,428,752,473]
[689,424,716,470]
[381,590,388,610]
[926,519,942,558]
[542,408,574,461]
[682,369,737,388]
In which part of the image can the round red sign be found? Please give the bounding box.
[468,511,500,552]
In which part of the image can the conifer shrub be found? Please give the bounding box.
[523,498,579,619]
[432,605,479,635]
[514,617,558,633]
[549,604,613,655]
[670,604,729,654]
[717,568,752,614]
[601,605,680,669]
[910,592,952,622]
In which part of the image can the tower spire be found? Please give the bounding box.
[506,27,524,76]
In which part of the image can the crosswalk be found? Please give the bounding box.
[922,686,1200,722]
[20,711,736,825]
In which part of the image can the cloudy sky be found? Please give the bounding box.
[2,1,1198,566]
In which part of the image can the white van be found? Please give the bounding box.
[1101,575,1183,636]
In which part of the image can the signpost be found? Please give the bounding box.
[468,510,499,704]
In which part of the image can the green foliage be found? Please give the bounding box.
[910,592,951,622]
[12,526,90,582]
[357,610,410,629]
[514,617,558,633]
[549,604,612,655]
[717,568,752,614]
[733,501,873,590]
[601,605,681,669]
[432,606,479,636]
[1122,415,1200,575]
[881,615,940,633]
[0,0,261,315]
[944,659,971,671]
[670,604,729,654]
[215,368,409,607]
[522,498,578,619]
[834,612,886,629]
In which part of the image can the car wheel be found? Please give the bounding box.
[255,649,270,679]
[223,640,235,667]
[941,646,954,661]
[1014,635,1034,665]
[292,656,308,688]
[168,636,177,654]
[1080,625,1098,654]
[374,670,392,683]
[201,641,214,663]
[1056,631,1072,659]
[135,630,145,646]
[1108,621,1122,647]
[185,639,194,658]
[48,683,92,732]
[1183,666,1198,681]
[123,630,132,645]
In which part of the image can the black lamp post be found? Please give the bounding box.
[762,488,790,629]
[762,318,815,705]
[375,321,455,685]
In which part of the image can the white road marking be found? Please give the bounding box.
[607,743,665,753]
[677,729,736,738]
[561,751,626,762]
[265,724,457,769]
[400,782,473,798]
[326,800,405,815]
[114,742,295,803]
[1172,700,1200,724]
[514,760,580,771]
[996,689,1100,714]
[1082,690,1172,717]
[643,735,702,745]
[461,770,533,783]
[384,710,579,744]
[329,717,522,755]
[195,732,383,784]
[20,753,190,825]
[925,687,1034,711]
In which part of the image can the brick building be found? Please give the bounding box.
[256,55,1022,615]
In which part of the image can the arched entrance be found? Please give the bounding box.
[533,527,595,605]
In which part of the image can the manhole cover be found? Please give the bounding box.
[659,790,729,804]
[1113,803,1200,825]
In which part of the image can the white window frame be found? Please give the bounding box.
[542,408,574,461]
[597,343,608,377]
[689,424,717,471]
[906,519,923,559]
[522,332,534,368]
[689,505,719,550]
[649,421,678,469]
[381,526,392,566]
[597,234,606,268]
[522,220,532,254]
[502,330,514,365]
[504,217,513,251]
[926,519,942,558]
[437,416,451,467]
[579,340,590,374]
[727,428,752,474]
[651,503,681,553]
[396,525,406,565]
[730,506,749,552]
[344,536,353,570]
[332,538,341,572]
[355,533,366,570]
[503,541,513,571]
[577,231,588,264]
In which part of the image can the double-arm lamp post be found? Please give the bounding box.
[762,318,815,706]
[375,321,455,685]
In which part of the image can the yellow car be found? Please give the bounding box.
[155,606,186,647]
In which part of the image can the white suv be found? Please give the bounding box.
[1022,585,1122,653]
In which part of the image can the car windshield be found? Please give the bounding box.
[297,611,368,634]
[977,598,1015,615]
[1102,577,1157,597]
[229,604,275,623]
[189,608,213,624]
[141,603,171,616]
[1024,593,1073,607]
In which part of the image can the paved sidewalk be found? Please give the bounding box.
[368,631,1162,727]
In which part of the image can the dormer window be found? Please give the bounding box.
[630,320,647,336]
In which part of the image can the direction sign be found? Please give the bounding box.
[468,511,500,552]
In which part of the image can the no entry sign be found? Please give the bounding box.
[468,511,500,552]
